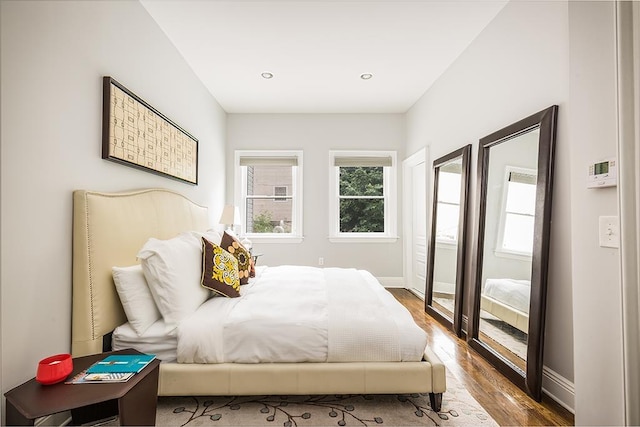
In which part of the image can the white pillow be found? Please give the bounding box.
[112,264,161,336]
[137,231,211,330]
[193,229,223,246]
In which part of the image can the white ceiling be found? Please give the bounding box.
[141,0,508,114]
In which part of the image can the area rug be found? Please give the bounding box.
[154,371,497,426]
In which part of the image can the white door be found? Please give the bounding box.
[403,149,428,297]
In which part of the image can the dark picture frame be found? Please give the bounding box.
[102,76,198,185]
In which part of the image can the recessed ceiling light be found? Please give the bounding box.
[360,73,373,80]
[261,72,274,79]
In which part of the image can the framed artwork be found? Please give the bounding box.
[102,76,198,185]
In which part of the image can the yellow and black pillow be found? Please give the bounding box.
[220,231,251,285]
[200,237,240,298]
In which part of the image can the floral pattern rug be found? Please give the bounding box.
[154,371,497,426]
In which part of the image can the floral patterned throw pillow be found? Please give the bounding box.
[220,232,251,285]
[200,237,240,298]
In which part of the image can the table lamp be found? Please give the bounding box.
[219,205,240,233]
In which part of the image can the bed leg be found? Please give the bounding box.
[429,392,443,412]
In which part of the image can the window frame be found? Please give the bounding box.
[434,168,463,246]
[234,150,303,243]
[495,165,537,259]
[328,150,398,243]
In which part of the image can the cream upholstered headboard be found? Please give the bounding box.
[72,189,209,357]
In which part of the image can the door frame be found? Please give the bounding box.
[616,2,640,424]
[402,147,428,298]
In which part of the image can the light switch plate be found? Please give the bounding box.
[598,216,620,248]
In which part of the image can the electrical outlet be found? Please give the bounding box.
[598,216,619,248]
[318,257,324,266]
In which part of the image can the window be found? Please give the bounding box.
[235,150,303,242]
[496,166,537,256]
[435,162,462,244]
[273,186,287,202]
[328,151,397,242]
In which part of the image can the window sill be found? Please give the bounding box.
[246,235,304,244]
[435,239,458,248]
[328,236,399,243]
[494,249,532,261]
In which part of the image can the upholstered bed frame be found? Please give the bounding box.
[71,189,446,409]
[481,295,529,334]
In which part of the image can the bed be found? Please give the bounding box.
[481,278,530,334]
[71,188,446,410]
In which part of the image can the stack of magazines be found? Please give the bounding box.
[66,354,155,384]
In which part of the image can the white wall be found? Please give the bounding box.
[226,114,405,278]
[568,2,625,424]
[433,244,457,286]
[406,0,575,410]
[0,0,226,411]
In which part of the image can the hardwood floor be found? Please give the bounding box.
[389,288,574,426]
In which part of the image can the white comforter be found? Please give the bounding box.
[177,265,427,364]
[483,278,531,313]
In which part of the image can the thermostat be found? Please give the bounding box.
[587,158,617,188]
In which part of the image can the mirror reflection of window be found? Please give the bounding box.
[425,145,470,337]
[497,167,537,255]
[478,130,539,373]
[469,105,558,401]
[435,162,462,243]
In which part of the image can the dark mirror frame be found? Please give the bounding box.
[425,144,472,338]
[468,105,558,401]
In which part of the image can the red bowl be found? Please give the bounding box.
[36,354,73,385]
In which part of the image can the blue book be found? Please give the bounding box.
[86,354,155,374]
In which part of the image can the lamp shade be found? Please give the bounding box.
[219,205,240,226]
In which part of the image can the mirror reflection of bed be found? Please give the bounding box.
[478,127,538,373]
[479,278,529,370]
[469,105,557,400]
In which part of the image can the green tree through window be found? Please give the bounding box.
[252,211,274,233]
[339,167,385,232]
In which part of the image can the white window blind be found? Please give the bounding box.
[508,171,537,185]
[239,156,298,167]
[333,156,393,167]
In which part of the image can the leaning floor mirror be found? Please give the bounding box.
[468,105,558,401]
[425,144,471,337]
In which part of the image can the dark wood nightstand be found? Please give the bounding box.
[4,349,160,426]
